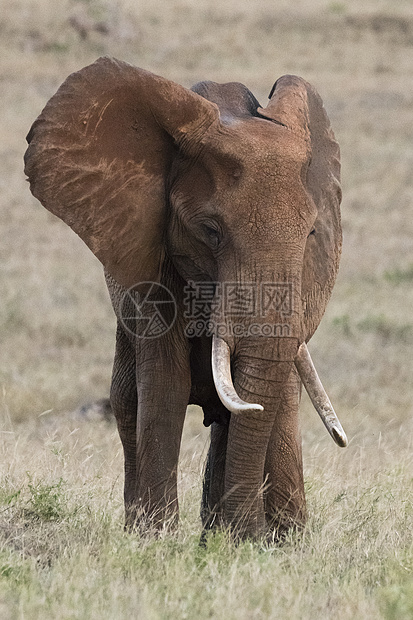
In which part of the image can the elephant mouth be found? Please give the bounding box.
[211,335,348,448]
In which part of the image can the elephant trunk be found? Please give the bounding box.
[220,336,299,537]
[212,336,347,448]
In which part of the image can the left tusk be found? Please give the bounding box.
[294,342,348,447]
[211,335,264,415]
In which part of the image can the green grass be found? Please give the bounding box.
[384,264,413,284]
[0,416,411,619]
[1,0,413,617]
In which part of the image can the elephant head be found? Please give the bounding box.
[25,57,346,539]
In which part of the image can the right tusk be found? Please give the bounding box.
[212,335,264,415]
[294,342,348,448]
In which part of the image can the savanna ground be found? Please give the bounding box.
[1,0,413,618]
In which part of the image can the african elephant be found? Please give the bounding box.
[24,57,347,540]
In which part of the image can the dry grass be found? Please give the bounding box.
[1,0,413,617]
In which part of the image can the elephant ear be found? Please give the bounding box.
[25,56,219,288]
[258,75,342,339]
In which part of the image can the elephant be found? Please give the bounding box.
[24,56,347,540]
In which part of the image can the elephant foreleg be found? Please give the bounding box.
[201,420,229,531]
[134,338,191,530]
[110,323,138,530]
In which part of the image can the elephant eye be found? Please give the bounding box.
[308,228,316,237]
[202,224,221,249]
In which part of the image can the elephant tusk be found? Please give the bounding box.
[294,343,348,448]
[211,335,264,415]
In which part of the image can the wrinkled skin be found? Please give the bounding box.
[24,57,342,540]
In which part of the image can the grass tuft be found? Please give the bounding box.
[25,477,67,522]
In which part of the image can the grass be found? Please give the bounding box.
[0,413,412,619]
[1,0,413,617]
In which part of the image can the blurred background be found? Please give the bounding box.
[1,0,413,461]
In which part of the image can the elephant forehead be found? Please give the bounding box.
[230,191,315,243]
[226,169,316,240]
[198,121,312,208]
[220,134,315,229]
[220,117,310,166]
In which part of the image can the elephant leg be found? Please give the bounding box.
[110,322,138,529]
[201,420,229,531]
[264,368,306,537]
[133,338,191,530]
